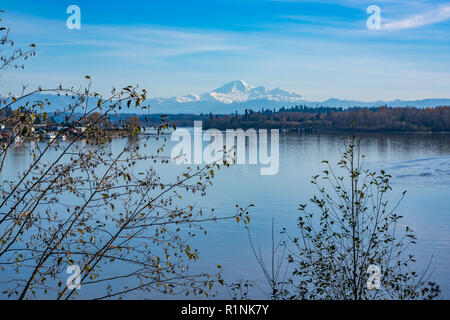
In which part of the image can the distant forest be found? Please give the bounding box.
[3,105,450,132]
[200,105,450,132]
[103,105,450,132]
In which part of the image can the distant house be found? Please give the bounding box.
[32,124,47,133]
[14,135,24,145]
[75,127,87,134]
[44,132,57,141]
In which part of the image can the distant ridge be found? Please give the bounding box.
[3,81,450,114]
[147,81,450,113]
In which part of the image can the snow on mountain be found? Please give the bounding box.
[158,80,304,106]
[213,80,252,94]
[174,94,201,103]
[6,81,450,114]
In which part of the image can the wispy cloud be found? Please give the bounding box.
[6,14,247,58]
[2,3,450,101]
[383,4,450,30]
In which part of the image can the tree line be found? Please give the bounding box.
[202,106,450,132]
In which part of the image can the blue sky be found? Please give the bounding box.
[1,0,450,101]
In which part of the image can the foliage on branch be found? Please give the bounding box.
[0,11,250,300]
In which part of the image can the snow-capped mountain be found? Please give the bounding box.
[6,80,450,114]
[153,80,304,108]
[147,81,450,114]
[206,80,303,104]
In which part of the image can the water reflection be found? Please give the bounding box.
[2,132,450,299]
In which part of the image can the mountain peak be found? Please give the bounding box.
[154,80,304,106]
[212,80,252,94]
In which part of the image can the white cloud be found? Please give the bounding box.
[383,4,450,30]
[2,12,248,60]
[2,8,450,100]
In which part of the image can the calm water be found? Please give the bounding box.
[2,132,450,299]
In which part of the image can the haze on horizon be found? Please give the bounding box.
[0,0,449,102]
